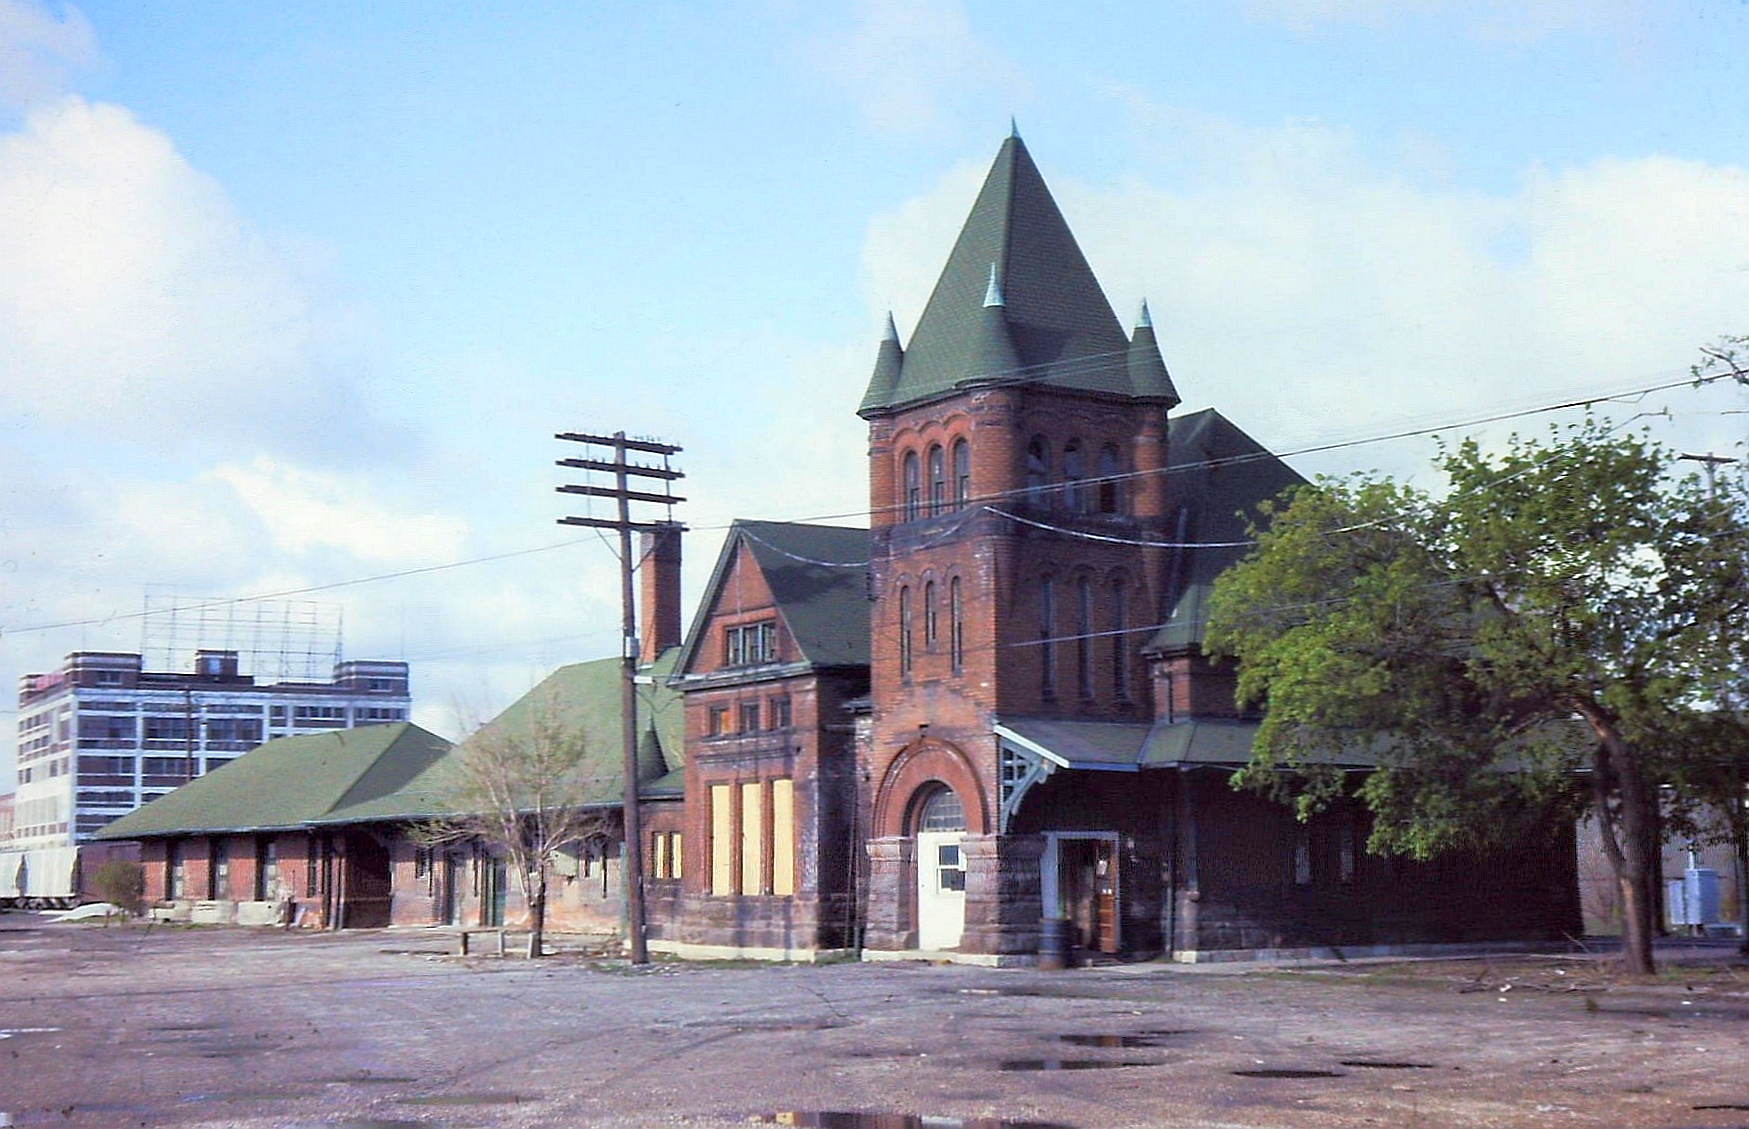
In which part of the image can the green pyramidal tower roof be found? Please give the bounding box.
[860,134,1176,416]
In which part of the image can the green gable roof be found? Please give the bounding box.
[444,648,685,811]
[1147,408,1306,654]
[859,134,1178,416]
[96,723,453,839]
[677,521,870,676]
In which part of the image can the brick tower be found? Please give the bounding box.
[857,132,1181,958]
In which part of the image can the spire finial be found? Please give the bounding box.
[983,262,1004,308]
[883,310,900,342]
[1010,115,1019,139]
[1137,299,1153,330]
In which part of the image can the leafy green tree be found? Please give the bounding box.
[1206,419,1749,974]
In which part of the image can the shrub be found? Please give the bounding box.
[90,859,146,917]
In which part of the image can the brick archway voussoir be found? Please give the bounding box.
[872,738,991,839]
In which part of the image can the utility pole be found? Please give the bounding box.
[1678,451,1748,954]
[555,430,684,966]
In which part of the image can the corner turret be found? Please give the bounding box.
[1128,300,1180,409]
[858,312,906,415]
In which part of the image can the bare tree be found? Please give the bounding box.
[422,689,614,957]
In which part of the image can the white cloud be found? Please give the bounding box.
[1241,0,1646,44]
[802,0,1024,134]
[861,106,1749,483]
[0,96,381,460]
[0,0,95,110]
[213,457,469,564]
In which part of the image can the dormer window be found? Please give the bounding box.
[725,621,778,666]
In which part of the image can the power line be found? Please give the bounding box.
[4,365,1737,640]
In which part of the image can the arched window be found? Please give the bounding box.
[917,786,966,833]
[1024,437,1050,505]
[1063,441,1087,513]
[952,440,971,510]
[899,586,913,677]
[1110,575,1130,700]
[902,452,921,522]
[1097,444,1122,515]
[924,580,938,647]
[1038,576,1056,698]
[949,576,964,674]
[1076,574,1094,700]
[927,445,947,515]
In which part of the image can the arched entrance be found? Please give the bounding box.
[913,786,967,950]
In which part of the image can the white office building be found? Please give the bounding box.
[3,650,410,899]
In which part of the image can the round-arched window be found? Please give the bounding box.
[917,786,966,832]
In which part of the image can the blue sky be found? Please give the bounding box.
[4,0,1749,780]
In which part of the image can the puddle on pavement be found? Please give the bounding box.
[399,1092,537,1106]
[1339,1060,1435,1070]
[0,1028,60,1039]
[1057,1034,1174,1049]
[763,1115,1074,1129]
[286,1121,431,1129]
[181,1090,314,1103]
[998,1059,1159,1072]
[1232,1069,1345,1079]
[149,1022,222,1032]
[686,1019,844,1032]
[1694,1104,1749,1111]
[318,1074,421,1085]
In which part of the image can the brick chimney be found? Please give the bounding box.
[639,522,684,665]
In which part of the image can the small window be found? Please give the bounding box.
[928,445,947,515]
[899,586,913,677]
[1076,575,1094,700]
[1038,577,1056,698]
[1063,441,1087,513]
[1024,437,1049,504]
[767,696,791,730]
[949,577,964,674]
[1097,444,1123,514]
[903,451,921,521]
[1110,576,1130,701]
[739,702,760,733]
[724,621,778,666]
[708,706,730,737]
[924,581,937,648]
[952,440,971,509]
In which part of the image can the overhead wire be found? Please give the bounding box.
[3,365,1740,640]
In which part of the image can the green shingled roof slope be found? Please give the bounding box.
[1147,408,1306,653]
[96,723,452,839]
[859,135,1175,415]
[678,521,870,675]
[432,649,685,813]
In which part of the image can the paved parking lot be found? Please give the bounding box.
[3,911,1747,1129]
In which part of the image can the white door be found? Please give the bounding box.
[917,830,966,950]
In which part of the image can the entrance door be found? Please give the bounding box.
[440,853,462,925]
[342,831,393,928]
[914,787,967,951]
[1058,837,1119,954]
[481,857,508,927]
